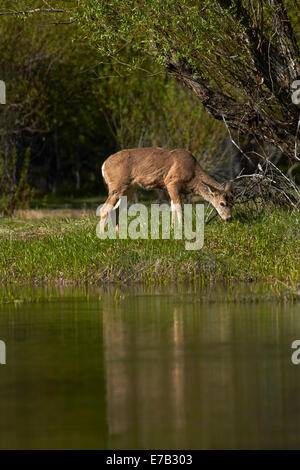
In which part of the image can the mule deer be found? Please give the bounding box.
[100,147,233,232]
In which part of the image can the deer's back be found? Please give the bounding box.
[103,147,198,190]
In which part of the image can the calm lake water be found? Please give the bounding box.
[0,284,300,449]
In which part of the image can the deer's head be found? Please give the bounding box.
[204,181,234,221]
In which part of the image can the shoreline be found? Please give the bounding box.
[0,208,299,300]
[0,279,299,304]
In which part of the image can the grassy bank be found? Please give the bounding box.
[0,208,299,293]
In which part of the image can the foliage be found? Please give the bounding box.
[78,0,300,158]
[0,1,109,200]
[0,1,227,205]
[0,147,33,216]
[96,67,226,165]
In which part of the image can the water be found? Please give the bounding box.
[0,285,300,449]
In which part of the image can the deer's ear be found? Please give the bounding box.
[225,181,233,193]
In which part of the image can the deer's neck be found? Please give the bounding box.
[191,166,224,203]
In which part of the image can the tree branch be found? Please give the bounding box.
[166,57,299,159]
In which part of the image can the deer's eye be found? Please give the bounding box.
[220,202,226,207]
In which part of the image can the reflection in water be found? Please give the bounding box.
[0,299,107,449]
[0,287,300,449]
[102,297,300,449]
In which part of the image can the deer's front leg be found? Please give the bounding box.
[99,193,121,233]
[166,184,182,227]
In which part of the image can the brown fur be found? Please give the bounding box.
[100,148,233,231]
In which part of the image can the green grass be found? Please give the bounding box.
[0,208,299,295]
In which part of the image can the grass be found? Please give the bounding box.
[0,206,299,296]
